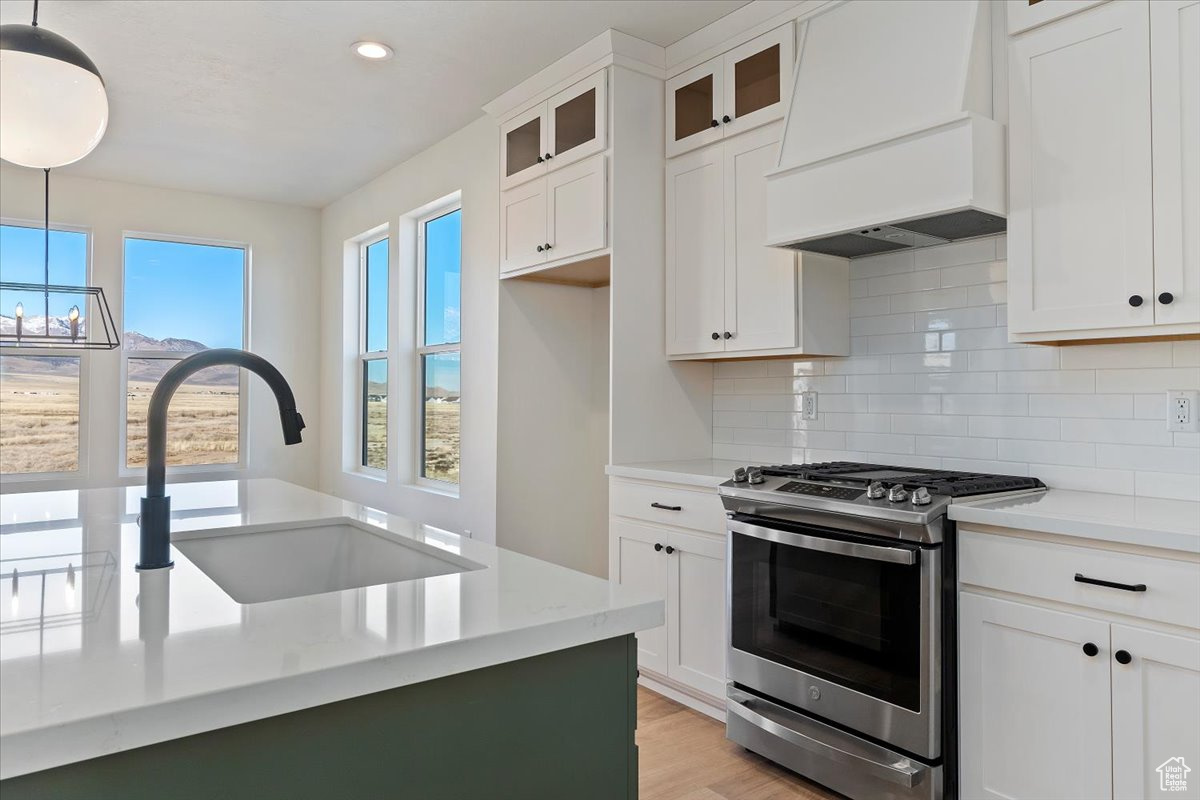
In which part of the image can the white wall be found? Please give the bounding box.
[711,235,1200,499]
[497,280,610,577]
[318,118,499,544]
[0,164,322,493]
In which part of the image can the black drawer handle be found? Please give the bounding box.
[650,502,682,511]
[1074,573,1146,592]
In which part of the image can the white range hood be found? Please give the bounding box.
[765,0,1006,257]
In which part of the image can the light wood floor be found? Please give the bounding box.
[637,687,843,800]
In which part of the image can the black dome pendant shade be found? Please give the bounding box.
[0,23,105,84]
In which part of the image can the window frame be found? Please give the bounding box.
[0,218,93,483]
[117,230,250,478]
[414,202,462,489]
[357,230,389,476]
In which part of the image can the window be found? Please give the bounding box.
[417,207,461,484]
[122,236,246,469]
[360,236,388,471]
[0,223,88,475]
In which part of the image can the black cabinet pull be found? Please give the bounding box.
[1075,573,1146,592]
[722,115,731,123]
[1129,295,1144,307]
[664,546,675,555]
[723,331,732,339]
[536,155,544,163]
[536,245,544,252]
[1115,649,1132,665]
[1159,292,1175,305]
[544,152,552,160]
[711,332,720,340]
[650,502,682,511]
[1082,642,1099,657]
[710,119,719,128]
[653,543,663,552]
[544,243,552,251]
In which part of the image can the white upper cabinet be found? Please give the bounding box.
[666,123,848,360]
[501,154,606,275]
[1008,0,1155,337]
[666,143,725,355]
[665,23,794,158]
[500,70,607,192]
[1150,0,1200,326]
[1008,0,1200,341]
[1007,0,1108,35]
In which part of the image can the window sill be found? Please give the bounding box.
[347,468,388,484]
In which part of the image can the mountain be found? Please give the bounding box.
[1,318,237,386]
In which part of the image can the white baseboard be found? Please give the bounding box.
[638,671,725,722]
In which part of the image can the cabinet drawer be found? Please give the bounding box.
[960,529,1200,629]
[1007,0,1108,36]
[610,479,725,535]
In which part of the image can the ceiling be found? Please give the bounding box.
[1,0,749,208]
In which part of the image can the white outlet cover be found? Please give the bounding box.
[1167,390,1200,433]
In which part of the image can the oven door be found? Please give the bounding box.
[727,516,940,758]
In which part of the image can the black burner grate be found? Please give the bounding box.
[759,462,1045,498]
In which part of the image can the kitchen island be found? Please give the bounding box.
[0,479,663,799]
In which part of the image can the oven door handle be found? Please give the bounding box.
[728,519,917,565]
[727,689,925,788]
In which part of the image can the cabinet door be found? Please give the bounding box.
[545,154,606,263]
[500,179,547,274]
[1007,1,1155,335]
[665,58,724,158]
[666,529,726,699]
[610,519,669,675]
[959,593,1113,800]
[723,123,796,352]
[1150,0,1200,325]
[500,104,547,192]
[547,69,606,171]
[721,23,794,140]
[1111,625,1200,800]
[666,144,725,355]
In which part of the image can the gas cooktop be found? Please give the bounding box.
[757,461,1045,498]
[718,461,1047,540]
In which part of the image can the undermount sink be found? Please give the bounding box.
[172,517,484,604]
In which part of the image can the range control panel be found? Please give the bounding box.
[776,481,865,501]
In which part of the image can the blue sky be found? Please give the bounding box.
[124,238,244,348]
[0,224,88,328]
[425,209,461,347]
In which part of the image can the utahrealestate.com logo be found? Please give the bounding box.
[1157,757,1191,793]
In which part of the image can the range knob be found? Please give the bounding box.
[866,481,887,500]
[746,467,765,485]
[887,485,909,503]
[732,467,748,483]
[911,487,932,506]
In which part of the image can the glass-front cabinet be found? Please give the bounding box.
[665,23,794,157]
[500,69,607,191]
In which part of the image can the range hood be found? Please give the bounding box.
[765,0,1006,258]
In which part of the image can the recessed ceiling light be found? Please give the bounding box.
[352,41,393,61]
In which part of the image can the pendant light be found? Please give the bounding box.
[0,0,119,350]
[0,0,109,168]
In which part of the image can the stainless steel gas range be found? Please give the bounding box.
[718,462,1046,800]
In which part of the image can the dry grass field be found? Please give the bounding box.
[364,394,387,470]
[424,401,460,483]
[0,370,80,474]
[125,378,239,468]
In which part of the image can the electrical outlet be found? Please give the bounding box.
[801,391,818,421]
[1167,390,1200,432]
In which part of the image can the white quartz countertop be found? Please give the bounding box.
[0,480,663,779]
[949,489,1200,553]
[606,459,743,488]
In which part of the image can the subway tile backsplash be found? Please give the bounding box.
[711,235,1200,500]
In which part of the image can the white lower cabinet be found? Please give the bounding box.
[1111,625,1200,800]
[609,505,726,704]
[959,594,1114,800]
[959,529,1200,800]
